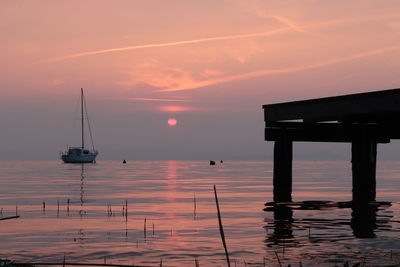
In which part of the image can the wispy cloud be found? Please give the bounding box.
[116,66,222,93]
[36,13,400,64]
[116,97,193,102]
[157,45,400,92]
[387,21,400,28]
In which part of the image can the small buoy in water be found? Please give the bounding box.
[210,160,216,165]
[123,160,127,164]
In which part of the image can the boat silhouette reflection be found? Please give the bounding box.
[79,164,86,217]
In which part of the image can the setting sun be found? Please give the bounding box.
[167,118,177,126]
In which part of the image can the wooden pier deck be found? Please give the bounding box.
[263,88,400,203]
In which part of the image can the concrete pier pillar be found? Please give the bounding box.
[351,125,377,203]
[273,139,293,202]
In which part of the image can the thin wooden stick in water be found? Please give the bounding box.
[144,217,147,238]
[274,251,282,267]
[0,216,19,221]
[213,185,231,267]
[108,204,111,216]
[125,200,128,222]
[194,192,197,218]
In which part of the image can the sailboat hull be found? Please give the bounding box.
[61,154,97,163]
[61,148,98,163]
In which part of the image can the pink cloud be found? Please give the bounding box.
[116,97,193,102]
[157,45,400,92]
[157,105,197,113]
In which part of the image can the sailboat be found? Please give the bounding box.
[61,88,98,163]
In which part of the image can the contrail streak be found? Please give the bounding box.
[266,15,308,33]
[158,45,400,92]
[36,27,290,63]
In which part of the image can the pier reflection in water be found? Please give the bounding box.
[264,201,394,264]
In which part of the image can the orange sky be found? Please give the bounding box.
[1,1,400,159]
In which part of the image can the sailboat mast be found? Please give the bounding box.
[81,88,84,149]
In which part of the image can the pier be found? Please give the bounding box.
[263,88,400,203]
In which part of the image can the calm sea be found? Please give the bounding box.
[0,161,399,266]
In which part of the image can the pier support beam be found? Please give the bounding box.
[351,126,377,203]
[273,139,293,202]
